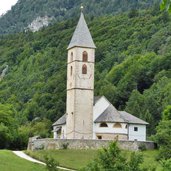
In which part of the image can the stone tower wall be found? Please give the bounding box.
[66,47,95,139]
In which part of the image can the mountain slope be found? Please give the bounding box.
[0,0,159,34]
[0,7,171,148]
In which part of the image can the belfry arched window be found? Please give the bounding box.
[83,51,88,62]
[100,122,108,127]
[113,123,122,128]
[71,52,73,62]
[82,64,87,74]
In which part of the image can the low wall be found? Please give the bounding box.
[27,138,155,151]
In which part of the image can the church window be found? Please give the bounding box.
[134,127,138,132]
[83,51,88,62]
[82,64,87,74]
[113,123,122,128]
[100,122,108,127]
[97,135,102,140]
[125,125,128,129]
[71,66,73,76]
[71,52,73,62]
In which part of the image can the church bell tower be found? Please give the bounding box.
[66,10,96,139]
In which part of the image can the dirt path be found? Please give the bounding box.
[13,151,75,171]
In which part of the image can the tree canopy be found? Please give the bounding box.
[0,5,170,148]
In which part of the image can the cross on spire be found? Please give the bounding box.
[80,5,84,12]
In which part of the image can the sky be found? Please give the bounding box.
[0,0,18,16]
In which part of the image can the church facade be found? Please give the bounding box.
[52,12,148,142]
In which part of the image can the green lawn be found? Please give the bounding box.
[26,149,163,170]
[141,150,163,171]
[26,149,98,170]
[0,150,46,171]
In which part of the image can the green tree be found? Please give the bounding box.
[155,105,171,159]
[44,156,59,171]
[161,0,171,12]
[0,123,11,149]
[0,104,18,149]
[81,142,144,171]
[161,158,171,171]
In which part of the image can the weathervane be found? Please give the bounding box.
[80,5,84,12]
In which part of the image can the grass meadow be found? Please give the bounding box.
[26,149,163,170]
[0,150,46,171]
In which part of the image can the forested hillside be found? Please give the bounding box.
[0,6,171,148]
[0,0,159,34]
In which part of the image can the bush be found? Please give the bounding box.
[62,142,69,149]
[44,155,59,171]
[138,144,147,151]
[161,158,171,171]
[81,142,145,171]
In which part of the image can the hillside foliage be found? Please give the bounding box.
[0,0,159,34]
[82,142,145,171]
[0,6,171,148]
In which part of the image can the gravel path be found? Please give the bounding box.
[13,151,75,171]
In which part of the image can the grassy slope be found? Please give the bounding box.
[27,149,163,170]
[142,150,163,171]
[27,149,98,169]
[0,150,46,171]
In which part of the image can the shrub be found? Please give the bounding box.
[138,143,147,151]
[62,142,69,149]
[160,158,171,171]
[81,142,145,171]
[44,155,59,171]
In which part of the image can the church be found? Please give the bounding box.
[52,11,148,142]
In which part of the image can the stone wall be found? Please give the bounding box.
[27,138,155,151]
[96,133,128,140]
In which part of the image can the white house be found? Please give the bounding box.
[52,11,148,142]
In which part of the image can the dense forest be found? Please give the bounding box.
[0,4,171,149]
[0,0,160,34]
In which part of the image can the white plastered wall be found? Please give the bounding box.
[128,124,146,141]
[93,96,110,139]
[94,123,128,139]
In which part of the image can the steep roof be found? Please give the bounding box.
[94,96,101,105]
[52,114,66,126]
[52,99,148,127]
[67,12,96,49]
[94,104,125,123]
[94,104,148,125]
[119,111,149,125]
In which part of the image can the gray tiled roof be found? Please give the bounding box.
[94,96,101,105]
[94,104,125,123]
[119,111,149,125]
[52,114,66,126]
[67,12,96,49]
[94,104,148,125]
[52,100,148,127]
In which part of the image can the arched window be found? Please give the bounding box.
[83,51,88,62]
[82,64,87,74]
[100,122,108,127]
[70,66,73,76]
[113,123,122,128]
[71,52,73,62]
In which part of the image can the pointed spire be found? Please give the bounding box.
[67,11,96,49]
